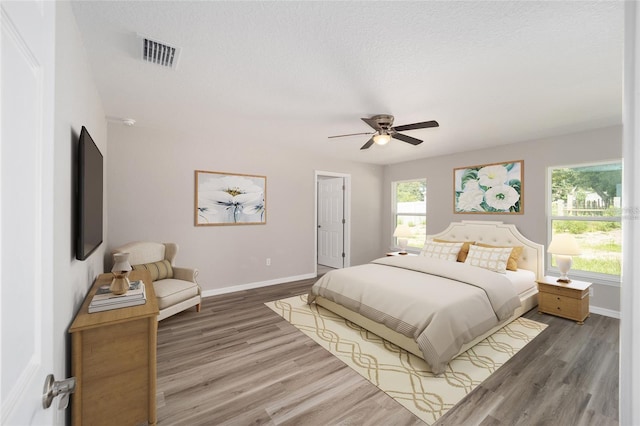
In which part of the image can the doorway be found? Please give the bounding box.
[315,171,351,274]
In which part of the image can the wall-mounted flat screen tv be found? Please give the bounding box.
[76,126,103,260]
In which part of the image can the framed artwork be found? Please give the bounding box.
[195,170,266,226]
[454,160,523,214]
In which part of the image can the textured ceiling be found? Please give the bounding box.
[71,1,623,165]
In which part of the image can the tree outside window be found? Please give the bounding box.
[549,162,622,277]
[393,179,427,249]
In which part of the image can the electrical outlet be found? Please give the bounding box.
[590,287,594,297]
[266,258,271,266]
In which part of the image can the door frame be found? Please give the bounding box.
[314,171,351,275]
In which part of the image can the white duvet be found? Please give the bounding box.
[308,256,522,374]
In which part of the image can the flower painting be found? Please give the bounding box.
[454,161,523,214]
[195,171,266,225]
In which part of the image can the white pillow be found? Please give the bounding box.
[464,245,512,274]
[420,241,463,262]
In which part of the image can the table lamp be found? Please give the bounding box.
[111,252,132,295]
[547,234,581,283]
[393,225,412,254]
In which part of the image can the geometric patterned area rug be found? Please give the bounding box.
[265,294,547,425]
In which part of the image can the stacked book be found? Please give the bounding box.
[88,280,147,313]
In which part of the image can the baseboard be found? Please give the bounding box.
[590,305,620,319]
[202,273,318,298]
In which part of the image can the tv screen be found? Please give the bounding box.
[76,126,103,260]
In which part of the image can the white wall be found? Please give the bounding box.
[383,125,622,313]
[106,124,384,293]
[53,3,107,424]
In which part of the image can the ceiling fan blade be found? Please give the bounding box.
[392,120,439,132]
[360,117,380,130]
[360,137,375,150]
[328,131,374,139]
[392,132,423,146]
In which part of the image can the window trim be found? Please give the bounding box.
[547,160,622,285]
[392,178,427,251]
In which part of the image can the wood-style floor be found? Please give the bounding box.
[155,277,619,425]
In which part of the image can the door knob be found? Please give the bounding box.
[42,374,76,409]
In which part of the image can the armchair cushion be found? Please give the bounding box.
[153,278,200,310]
[132,259,174,281]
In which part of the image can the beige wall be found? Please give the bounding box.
[106,123,622,312]
[383,125,622,313]
[106,124,384,293]
[53,2,107,425]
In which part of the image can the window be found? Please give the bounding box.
[549,161,622,280]
[393,179,427,249]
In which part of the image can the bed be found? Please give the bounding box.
[308,220,544,374]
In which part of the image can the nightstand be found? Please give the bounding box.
[536,275,591,324]
[386,252,418,256]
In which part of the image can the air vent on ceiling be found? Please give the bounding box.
[140,35,181,69]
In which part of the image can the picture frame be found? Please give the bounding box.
[454,160,523,214]
[195,170,267,226]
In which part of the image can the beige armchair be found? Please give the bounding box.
[112,242,202,321]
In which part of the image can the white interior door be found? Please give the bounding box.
[317,177,345,268]
[1,1,56,424]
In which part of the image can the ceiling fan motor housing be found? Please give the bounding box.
[372,114,394,130]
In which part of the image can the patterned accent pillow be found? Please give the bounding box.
[475,243,523,271]
[464,245,513,274]
[420,241,464,262]
[433,239,475,262]
[132,259,173,281]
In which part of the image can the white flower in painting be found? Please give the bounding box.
[458,189,485,211]
[463,179,480,191]
[456,179,483,211]
[197,198,222,223]
[201,175,263,199]
[199,175,264,222]
[478,165,508,188]
[242,197,265,219]
[485,184,520,211]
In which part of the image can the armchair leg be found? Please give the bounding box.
[196,303,201,313]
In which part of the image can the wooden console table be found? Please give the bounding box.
[69,270,159,425]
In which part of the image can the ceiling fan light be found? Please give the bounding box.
[373,133,391,145]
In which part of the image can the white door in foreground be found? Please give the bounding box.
[1,1,56,424]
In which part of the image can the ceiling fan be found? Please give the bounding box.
[328,114,439,150]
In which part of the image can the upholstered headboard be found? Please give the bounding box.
[427,220,544,279]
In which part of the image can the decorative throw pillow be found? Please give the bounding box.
[475,243,523,271]
[132,259,173,281]
[464,245,513,274]
[420,241,464,262]
[433,239,475,262]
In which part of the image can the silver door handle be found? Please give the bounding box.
[42,374,76,409]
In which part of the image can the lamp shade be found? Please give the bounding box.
[547,234,581,256]
[112,252,132,273]
[393,225,412,238]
